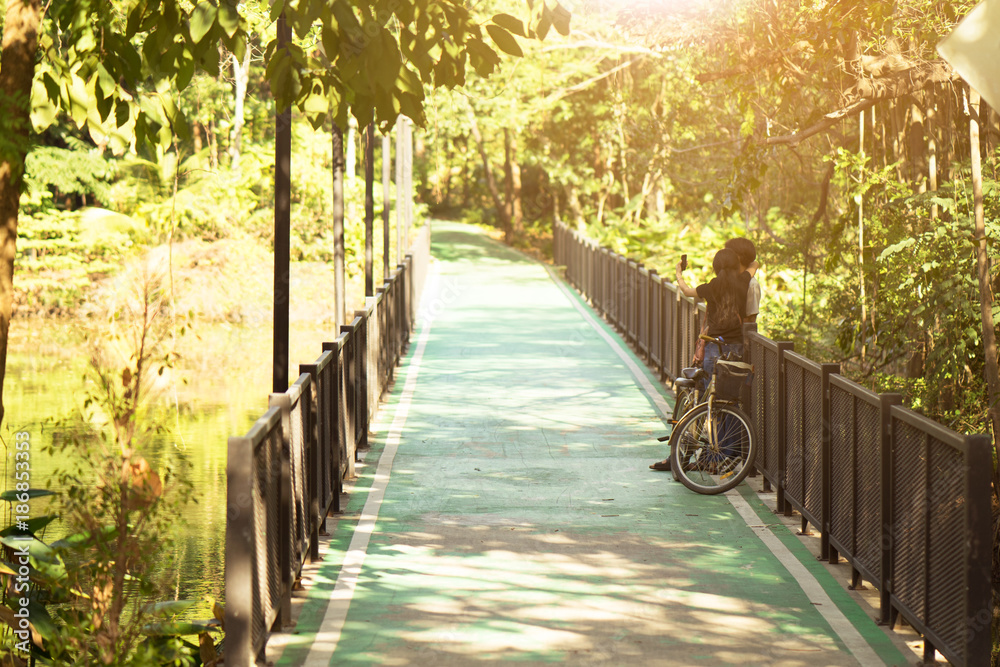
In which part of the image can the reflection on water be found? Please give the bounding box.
[4,317,340,619]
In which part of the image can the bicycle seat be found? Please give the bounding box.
[675,367,705,391]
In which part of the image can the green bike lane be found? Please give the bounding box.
[275,220,910,666]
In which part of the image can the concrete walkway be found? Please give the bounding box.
[272,221,911,666]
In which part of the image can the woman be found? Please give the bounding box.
[649,248,758,472]
[678,247,757,383]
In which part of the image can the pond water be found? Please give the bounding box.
[4,316,340,620]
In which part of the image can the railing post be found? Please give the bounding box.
[355,309,370,454]
[878,392,902,624]
[225,435,254,666]
[965,433,993,663]
[776,340,794,515]
[323,339,347,510]
[819,362,839,562]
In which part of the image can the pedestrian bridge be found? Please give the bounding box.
[224,220,991,667]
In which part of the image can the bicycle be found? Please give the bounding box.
[665,335,757,494]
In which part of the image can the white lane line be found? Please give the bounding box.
[544,266,673,421]
[302,286,437,667]
[546,266,882,667]
[726,491,883,667]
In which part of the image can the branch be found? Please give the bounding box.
[542,38,662,58]
[764,97,878,147]
[559,59,638,97]
[762,62,960,147]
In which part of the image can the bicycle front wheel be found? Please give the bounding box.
[669,402,756,494]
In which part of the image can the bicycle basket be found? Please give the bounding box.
[713,360,753,400]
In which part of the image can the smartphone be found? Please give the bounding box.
[680,254,687,271]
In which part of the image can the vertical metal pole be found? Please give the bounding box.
[382,132,391,280]
[364,123,374,297]
[395,117,404,264]
[332,125,345,329]
[273,12,292,394]
[404,119,412,251]
[346,116,357,179]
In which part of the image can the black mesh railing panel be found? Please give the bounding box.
[892,418,927,621]
[749,340,763,465]
[664,293,676,377]
[802,369,824,520]
[784,364,804,505]
[289,394,307,571]
[257,428,282,648]
[828,386,855,551]
[319,361,334,514]
[251,439,266,649]
[926,441,967,662]
[337,344,350,478]
[638,272,649,355]
[855,399,882,579]
[650,280,662,370]
[763,347,780,480]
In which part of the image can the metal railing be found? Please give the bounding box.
[225,226,431,665]
[555,222,705,381]
[554,219,993,667]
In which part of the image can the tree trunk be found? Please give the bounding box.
[332,125,345,328]
[467,108,512,242]
[208,118,218,170]
[968,88,1000,499]
[0,0,42,427]
[229,48,251,172]
[503,128,523,240]
[565,185,585,227]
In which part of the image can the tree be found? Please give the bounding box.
[0,0,571,426]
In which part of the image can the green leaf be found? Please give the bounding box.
[143,620,220,636]
[218,0,240,38]
[535,7,551,41]
[395,66,422,97]
[0,515,57,538]
[466,37,500,77]
[552,2,571,36]
[142,600,198,617]
[177,58,195,90]
[491,13,526,37]
[190,1,218,45]
[0,489,55,502]
[301,81,328,117]
[485,24,523,58]
[372,30,402,92]
[0,536,56,563]
[67,75,90,128]
[115,99,131,127]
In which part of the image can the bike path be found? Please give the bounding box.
[275,220,910,666]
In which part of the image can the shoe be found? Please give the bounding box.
[649,459,671,471]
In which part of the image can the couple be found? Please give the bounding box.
[649,237,760,472]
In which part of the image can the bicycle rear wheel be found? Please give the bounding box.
[672,385,697,422]
[669,401,755,494]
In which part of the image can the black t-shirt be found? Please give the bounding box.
[696,272,751,343]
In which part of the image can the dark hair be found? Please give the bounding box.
[711,248,742,327]
[725,237,756,267]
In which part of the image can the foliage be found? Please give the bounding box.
[14,264,218,663]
